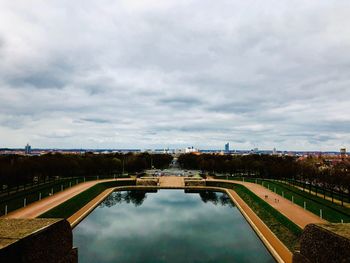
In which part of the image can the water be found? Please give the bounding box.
[73,190,274,263]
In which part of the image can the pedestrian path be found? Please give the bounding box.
[211,179,326,228]
[2,179,129,219]
[159,176,184,187]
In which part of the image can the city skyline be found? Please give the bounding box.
[0,143,347,155]
[1,1,350,151]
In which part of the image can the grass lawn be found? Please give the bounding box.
[207,181,302,251]
[39,179,136,219]
[285,179,350,204]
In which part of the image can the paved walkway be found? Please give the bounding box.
[4,177,326,229]
[211,179,327,228]
[4,177,184,219]
[159,176,184,187]
[2,179,129,219]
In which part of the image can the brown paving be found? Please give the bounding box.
[213,179,327,228]
[159,176,184,187]
[3,179,119,219]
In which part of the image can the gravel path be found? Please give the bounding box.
[3,179,121,219]
[159,176,184,187]
[212,179,327,228]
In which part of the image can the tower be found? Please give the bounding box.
[340,147,346,158]
[25,143,31,155]
[225,143,229,153]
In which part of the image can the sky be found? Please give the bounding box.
[0,0,349,151]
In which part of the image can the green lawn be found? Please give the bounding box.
[284,179,350,204]
[39,179,136,219]
[217,176,350,223]
[207,181,302,251]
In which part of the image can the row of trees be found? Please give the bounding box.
[0,153,173,188]
[178,154,299,178]
[178,153,350,198]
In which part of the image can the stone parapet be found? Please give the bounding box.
[0,218,77,263]
[136,177,159,186]
[293,223,350,263]
[184,177,206,186]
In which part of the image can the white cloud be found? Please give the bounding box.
[0,0,349,150]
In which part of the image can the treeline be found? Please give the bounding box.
[178,154,298,177]
[0,153,173,187]
[178,153,350,195]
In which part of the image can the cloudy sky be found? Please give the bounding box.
[0,0,349,151]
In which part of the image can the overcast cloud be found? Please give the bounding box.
[0,0,349,150]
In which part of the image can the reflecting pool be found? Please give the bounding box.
[73,190,274,263]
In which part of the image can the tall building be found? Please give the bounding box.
[225,143,229,152]
[340,147,346,157]
[272,148,277,155]
[25,143,31,155]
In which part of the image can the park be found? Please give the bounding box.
[1,153,350,262]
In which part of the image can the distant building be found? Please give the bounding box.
[185,146,198,153]
[24,143,31,155]
[272,148,277,155]
[225,143,230,152]
[340,147,347,157]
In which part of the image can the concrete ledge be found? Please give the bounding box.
[0,218,77,263]
[184,178,205,186]
[136,178,159,186]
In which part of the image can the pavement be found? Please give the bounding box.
[2,179,119,219]
[4,176,326,229]
[159,176,184,187]
[211,179,327,228]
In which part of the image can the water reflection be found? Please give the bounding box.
[74,190,274,263]
[199,190,233,207]
[99,191,150,208]
[101,190,233,208]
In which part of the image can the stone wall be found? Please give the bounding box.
[136,178,159,186]
[0,218,77,263]
[293,223,350,263]
[184,178,206,187]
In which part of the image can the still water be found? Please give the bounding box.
[73,190,274,263]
